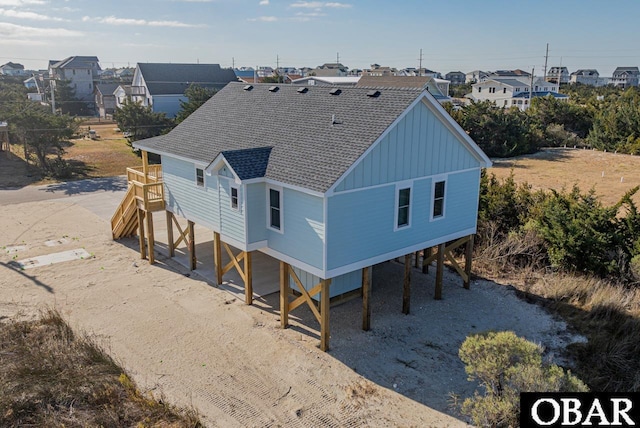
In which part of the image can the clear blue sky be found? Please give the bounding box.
[0,0,638,77]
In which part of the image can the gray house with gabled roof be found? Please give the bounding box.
[122,82,491,350]
[130,63,238,117]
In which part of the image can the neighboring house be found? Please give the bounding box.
[49,56,101,102]
[291,76,360,86]
[95,83,119,118]
[23,76,39,90]
[465,70,488,83]
[0,62,26,76]
[118,83,491,350]
[569,69,603,86]
[312,63,349,77]
[468,77,565,110]
[130,63,238,117]
[356,75,451,104]
[115,68,134,81]
[114,85,132,109]
[398,68,442,78]
[362,64,397,77]
[610,67,640,88]
[487,69,531,80]
[546,67,569,84]
[445,71,466,85]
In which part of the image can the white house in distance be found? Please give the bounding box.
[130,63,238,117]
[468,76,566,110]
[569,69,604,86]
[111,83,491,351]
[0,62,26,76]
[48,56,101,102]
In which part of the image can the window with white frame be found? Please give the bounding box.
[196,168,204,187]
[432,180,446,219]
[231,187,238,209]
[269,188,282,231]
[396,187,411,228]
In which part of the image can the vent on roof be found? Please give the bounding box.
[329,88,341,95]
[268,86,279,92]
[366,90,381,98]
[243,85,253,91]
[297,87,308,93]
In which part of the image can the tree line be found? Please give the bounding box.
[445,84,640,158]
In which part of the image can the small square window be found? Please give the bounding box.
[231,187,238,209]
[196,168,204,186]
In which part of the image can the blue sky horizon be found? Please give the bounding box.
[0,0,638,77]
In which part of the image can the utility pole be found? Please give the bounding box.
[276,54,279,70]
[50,79,56,114]
[529,67,535,109]
[543,43,549,81]
[232,57,235,69]
[336,52,340,64]
[419,48,423,76]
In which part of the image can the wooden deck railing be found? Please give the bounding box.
[126,164,162,184]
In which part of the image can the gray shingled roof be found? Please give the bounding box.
[135,82,425,193]
[95,83,119,96]
[137,63,238,95]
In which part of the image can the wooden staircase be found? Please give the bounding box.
[111,164,165,240]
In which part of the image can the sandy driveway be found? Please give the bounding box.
[0,182,583,427]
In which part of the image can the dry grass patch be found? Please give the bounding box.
[0,309,201,428]
[490,148,640,206]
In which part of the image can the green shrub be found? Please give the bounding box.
[459,331,587,427]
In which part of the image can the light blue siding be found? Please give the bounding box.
[291,266,362,299]
[162,156,220,230]
[246,182,266,244]
[327,169,480,270]
[334,101,480,192]
[218,177,245,243]
[267,187,324,270]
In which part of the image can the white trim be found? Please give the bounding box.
[132,146,209,168]
[323,196,328,272]
[219,233,248,252]
[325,93,426,196]
[242,183,249,245]
[325,227,477,278]
[241,177,324,198]
[430,174,448,221]
[195,167,205,188]
[230,186,239,211]
[393,180,413,231]
[259,246,325,278]
[419,97,492,167]
[325,90,491,196]
[266,185,284,234]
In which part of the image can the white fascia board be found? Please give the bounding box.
[420,97,492,167]
[205,153,241,182]
[326,90,491,197]
[131,144,210,168]
[324,227,477,278]
[325,91,429,196]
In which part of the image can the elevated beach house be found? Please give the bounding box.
[111,82,491,350]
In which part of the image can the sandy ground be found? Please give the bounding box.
[0,191,585,427]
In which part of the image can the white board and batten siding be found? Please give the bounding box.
[326,98,484,276]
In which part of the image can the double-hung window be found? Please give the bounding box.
[432,180,446,219]
[195,168,204,187]
[230,187,238,210]
[395,185,411,230]
[269,188,282,231]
